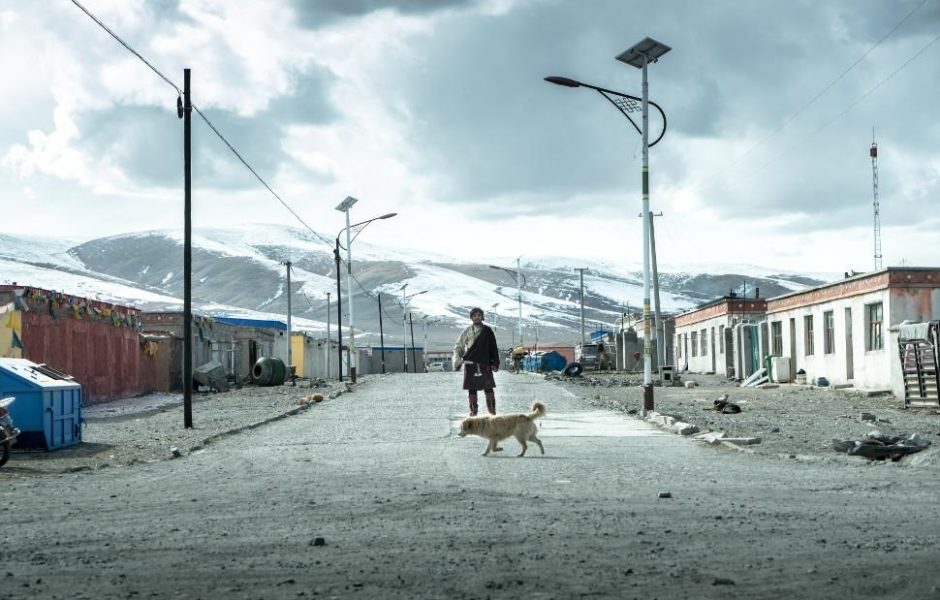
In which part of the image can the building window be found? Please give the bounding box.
[866,302,883,351]
[700,329,707,356]
[824,310,835,354]
[771,321,783,356]
[691,331,698,357]
[804,315,814,356]
[719,325,725,353]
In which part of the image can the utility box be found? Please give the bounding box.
[0,358,82,450]
[771,356,792,383]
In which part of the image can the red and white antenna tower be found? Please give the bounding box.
[870,130,882,270]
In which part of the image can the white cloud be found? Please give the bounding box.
[0,0,937,274]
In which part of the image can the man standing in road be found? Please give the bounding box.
[453,307,500,416]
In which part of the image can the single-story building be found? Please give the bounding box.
[369,346,425,374]
[141,312,288,390]
[290,332,341,380]
[673,293,768,377]
[763,267,940,397]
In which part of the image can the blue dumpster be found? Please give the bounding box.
[0,358,82,450]
[522,352,542,372]
[522,351,568,372]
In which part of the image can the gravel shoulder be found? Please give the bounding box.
[1,378,349,476]
[555,371,940,468]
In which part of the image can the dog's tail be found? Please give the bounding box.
[529,401,546,420]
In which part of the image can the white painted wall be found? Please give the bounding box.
[675,314,731,375]
[767,289,891,390]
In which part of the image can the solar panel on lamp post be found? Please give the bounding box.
[333,198,396,382]
[545,36,670,414]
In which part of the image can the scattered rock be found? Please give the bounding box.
[170,447,182,458]
[713,577,735,586]
[658,491,672,499]
[311,537,326,547]
[861,412,877,422]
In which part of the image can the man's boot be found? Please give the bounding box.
[484,390,496,415]
[468,392,479,416]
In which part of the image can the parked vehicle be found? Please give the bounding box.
[0,397,20,468]
[427,362,446,372]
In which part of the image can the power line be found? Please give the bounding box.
[71,0,181,95]
[727,31,940,188]
[70,0,334,250]
[692,0,931,194]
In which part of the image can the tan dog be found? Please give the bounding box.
[458,401,546,457]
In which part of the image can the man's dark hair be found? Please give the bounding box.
[469,307,484,318]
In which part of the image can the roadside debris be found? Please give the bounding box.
[193,360,230,392]
[831,431,932,461]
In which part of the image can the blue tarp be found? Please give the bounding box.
[215,316,287,331]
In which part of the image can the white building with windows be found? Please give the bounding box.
[764,268,940,396]
[674,295,767,376]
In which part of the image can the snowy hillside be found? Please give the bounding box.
[0,225,834,348]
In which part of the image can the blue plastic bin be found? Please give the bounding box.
[0,358,82,450]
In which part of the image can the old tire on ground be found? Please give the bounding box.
[252,357,287,386]
[564,362,583,377]
[0,439,10,468]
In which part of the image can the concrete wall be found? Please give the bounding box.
[370,348,425,373]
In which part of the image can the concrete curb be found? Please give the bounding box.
[191,388,349,453]
[642,410,760,454]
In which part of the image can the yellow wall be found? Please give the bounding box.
[291,334,306,377]
[0,307,23,358]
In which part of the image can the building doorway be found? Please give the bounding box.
[845,307,854,380]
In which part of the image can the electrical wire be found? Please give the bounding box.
[71,0,181,95]
[692,0,932,194]
[725,30,940,191]
[70,0,334,250]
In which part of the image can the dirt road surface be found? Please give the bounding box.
[1,372,939,599]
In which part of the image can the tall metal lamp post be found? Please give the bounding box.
[333,203,397,382]
[422,316,441,371]
[546,36,670,413]
[399,284,427,373]
[489,262,527,347]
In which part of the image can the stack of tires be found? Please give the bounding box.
[252,357,287,386]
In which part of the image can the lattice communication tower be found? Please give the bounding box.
[871,136,882,270]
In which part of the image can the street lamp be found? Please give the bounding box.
[422,316,441,371]
[489,259,527,347]
[399,284,427,373]
[575,268,588,345]
[545,36,670,414]
[333,201,397,382]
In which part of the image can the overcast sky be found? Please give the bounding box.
[1,0,938,273]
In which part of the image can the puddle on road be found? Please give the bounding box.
[452,411,670,438]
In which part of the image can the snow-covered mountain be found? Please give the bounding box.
[1,225,831,349]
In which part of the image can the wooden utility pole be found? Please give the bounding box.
[284,260,293,384]
[182,68,193,429]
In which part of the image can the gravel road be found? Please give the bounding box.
[2,372,940,599]
[5,372,939,477]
